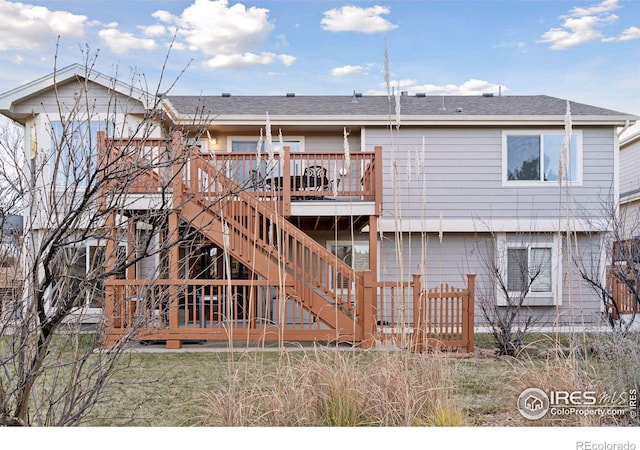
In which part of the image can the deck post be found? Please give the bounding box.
[102,211,118,348]
[165,212,181,349]
[374,146,383,216]
[96,130,108,212]
[464,274,476,353]
[412,274,423,352]
[166,131,183,350]
[282,146,291,216]
[359,270,377,348]
[171,130,183,210]
[368,215,378,286]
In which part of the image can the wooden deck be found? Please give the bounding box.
[98,132,474,351]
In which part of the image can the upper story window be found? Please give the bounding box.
[50,120,113,187]
[230,139,302,153]
[226,136,304,182]
[503,131,581,185]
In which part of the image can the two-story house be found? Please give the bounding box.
[1,64,636,349]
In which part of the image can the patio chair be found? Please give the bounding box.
[249,169,265,191]
[302,165,329,198]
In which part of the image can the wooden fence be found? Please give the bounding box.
[373,274,475,352]
[606,273,639,319]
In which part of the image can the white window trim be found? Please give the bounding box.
[496,233,562,306]
[502,130,583,187]
[225,136,306,153]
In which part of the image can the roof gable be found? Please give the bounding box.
[0,64,151,123]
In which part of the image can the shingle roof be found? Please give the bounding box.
[164,94,632,118]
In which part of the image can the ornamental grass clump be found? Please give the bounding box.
[509,348,603,426]
[199,347,463,427]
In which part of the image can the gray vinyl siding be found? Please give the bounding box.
[304,134,361,152]
[621,201,640,236]
[13,79,146,117]
[620,138,640,197]
[379,232,604,326]
[365,127,615,225]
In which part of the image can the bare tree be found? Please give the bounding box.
[0,47,221,425]
[576,197,640,335]
[473,231,555,356]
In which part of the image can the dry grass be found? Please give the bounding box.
[83,333,639,427]
[200,348,462,426]
[508,351,603,426]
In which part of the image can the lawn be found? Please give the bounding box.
[83,332,639,427]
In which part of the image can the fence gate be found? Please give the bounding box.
[374,274,475,353]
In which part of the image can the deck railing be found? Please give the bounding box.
[99,133,395,347]
[184,151,359,320]
[194,146,381,216]
[97,131,382,217]
[105,278,348,342]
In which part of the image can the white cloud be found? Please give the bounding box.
[321,5,397,34]
[139,24,167,38]
[390,79,418,89]
[539,15,611,49]
[203,52,295,69]
[570,0,619,17]
[151,0,293,69]
[98,28,158,55]
[371,79,505,96]
[0,0,87,51]
[602,26,640,42]
[539,0,637,49]
[331,65,363,76]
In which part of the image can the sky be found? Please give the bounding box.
[0,0,638,115]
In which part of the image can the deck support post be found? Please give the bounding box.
[166,131,183,350]
[359,270,377,349]
[374,146,383,216]
[102,211,118,348]
[368,215,378,285]
[412,274,423,353]
[464,274,476,353]
[282,146,291,217]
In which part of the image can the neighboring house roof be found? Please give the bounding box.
[164,94,638,127]
[0,64,152,124]
[620,123,640,148]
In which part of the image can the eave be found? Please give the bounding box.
[163,111,637,128]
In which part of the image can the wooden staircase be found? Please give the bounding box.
[177,152,362,340]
